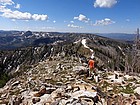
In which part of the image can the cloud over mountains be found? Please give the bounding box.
[74,14,90,23]
[94,18,115,26]
[68,24,82,28]
[0,0,48,21]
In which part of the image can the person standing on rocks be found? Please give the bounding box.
[88,56,95,77]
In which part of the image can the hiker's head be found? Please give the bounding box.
[91,56,95,60]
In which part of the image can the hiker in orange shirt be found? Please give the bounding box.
[88,56,95,76]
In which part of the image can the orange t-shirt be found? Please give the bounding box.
[88,59,94,68]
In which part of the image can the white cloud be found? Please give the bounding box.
[0,0,48,21]
[2,10,31,20]
[68,24,83,28]
[126,19,130,22]
[1,9,48,21]
[0,5,11,12]
[70,21,74,23]
[53,20,56,23]
[74,14,89,23]
[0,0,14,5]
[93,18,115,26]
[32,14,48,21]
[14,3,20,9]
[0,5,5,12]
[94,0,117,8]
[11,19,15,21]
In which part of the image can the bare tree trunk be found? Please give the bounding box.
[125,28,140,74]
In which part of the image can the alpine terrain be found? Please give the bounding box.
[0,31,140,105]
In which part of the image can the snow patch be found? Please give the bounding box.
[81,39,94,58]
[81,39,89,49]
[91,53,95,59]
[118,46,125,55]
[3,57,7,64]
[118,46,122,50]
[90,49,94,52]
[15,65,20,72]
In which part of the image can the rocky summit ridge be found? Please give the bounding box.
[0,55,140,105]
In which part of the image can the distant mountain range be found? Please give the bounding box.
[0,30,136,41]
[98,33,136,41]
[0,30,135,50]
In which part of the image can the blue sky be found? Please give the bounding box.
[0,0,140,33]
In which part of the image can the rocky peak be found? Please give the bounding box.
[22,31,33,37]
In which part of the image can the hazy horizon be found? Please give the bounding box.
[0,29,137,34]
